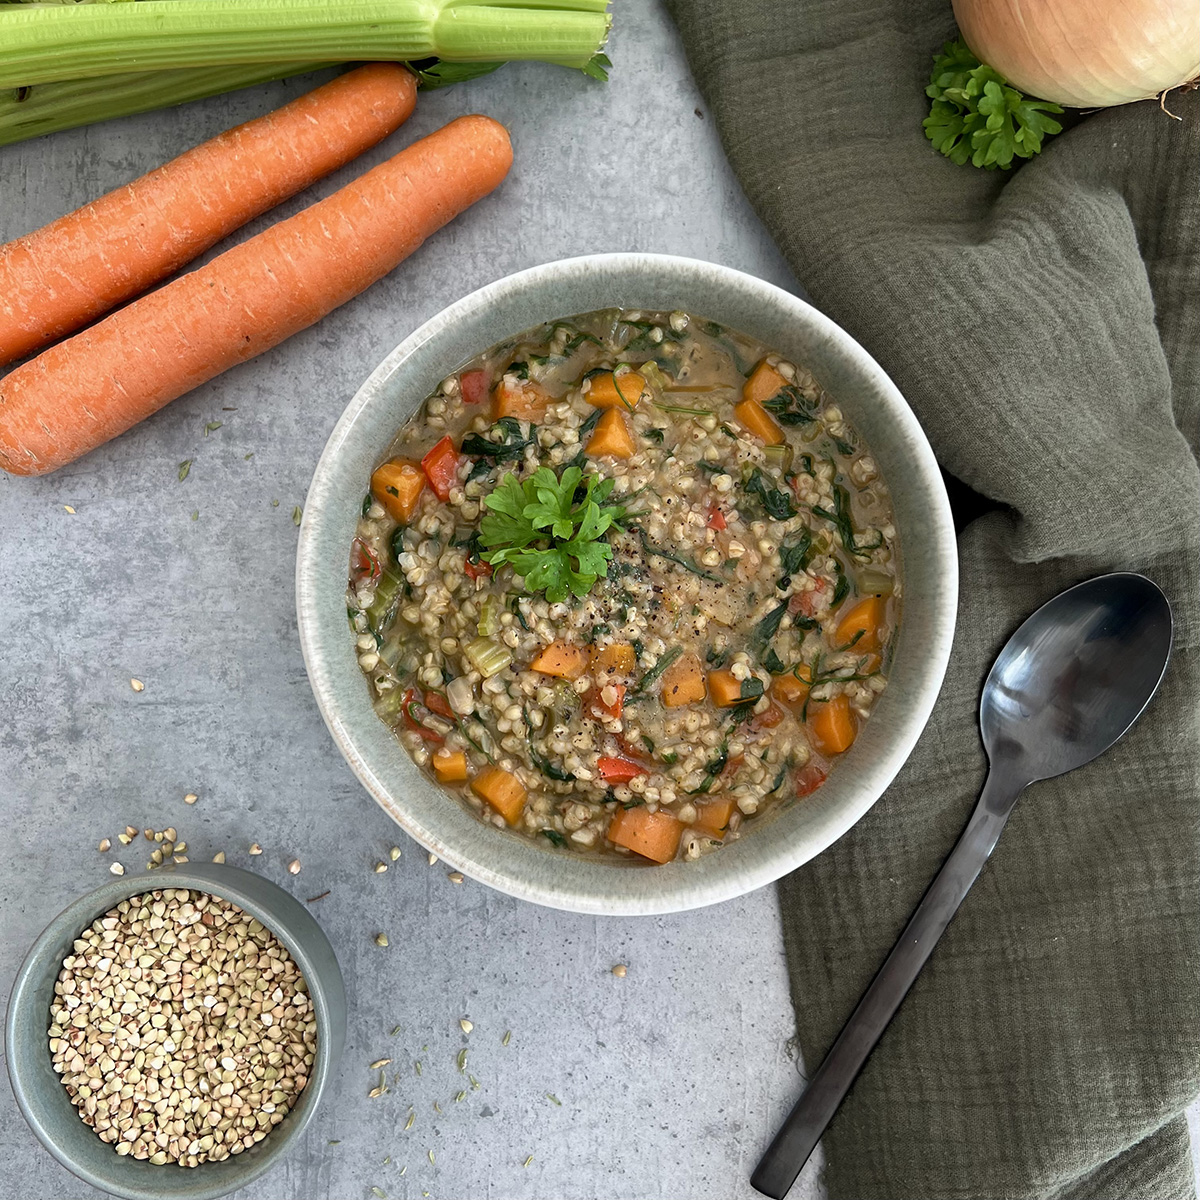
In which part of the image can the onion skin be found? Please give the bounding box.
[952,0,1200,107]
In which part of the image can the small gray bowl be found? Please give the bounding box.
[6,862,347,1200]
[297,253,957,915]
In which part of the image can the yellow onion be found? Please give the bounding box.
[952,0,1199,107]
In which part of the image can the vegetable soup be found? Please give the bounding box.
[347,309,899,864]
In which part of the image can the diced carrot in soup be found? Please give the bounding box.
[588,683,626,720]
[586,370,646,409]
[590,642,636,675]
[493,378,548,421]
[733,398,785,446]
[742,359,789,406]
[806,694,858,756]
[586,408,636,458]
[471,766,526,825]
[583,369,643,412]
[608,806,684,863]
[370,458,425,523]
[692,797,736,835]
[772,664,813,708]
[433,748,468,783]
[531,640,588,679]
[707,669,746,707]
[660,652,706,707]
[835,595,887,652]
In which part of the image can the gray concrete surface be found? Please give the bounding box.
[6,4,1196,1199]
[0,5,824,1199]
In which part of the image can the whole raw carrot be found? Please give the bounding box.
[0,115,512,477]
[0,63,417,369]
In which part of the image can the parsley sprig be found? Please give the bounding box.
[924,38,1063,169]
[480,466,631,603]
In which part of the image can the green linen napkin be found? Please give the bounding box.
[663,2,1200,1197]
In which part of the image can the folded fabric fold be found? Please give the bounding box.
[664,2,1200,1197]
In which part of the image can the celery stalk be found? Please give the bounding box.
[477,594,502,638]
[465,636,511,678]
[0,0,612,89]
[764,443,794,474]
[0,60,332,147]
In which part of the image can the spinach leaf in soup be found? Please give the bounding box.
[578,407,603,439]
[762,647,788,675]
[752,602,789,649]
[831,558,851,606]
[743,468,796,520]
[813,482,884,559]
[465,459,493,484]
[690,743,730,794]
[779,530,813,577]
[559,328,604,355]
[461,416,536,462]
[524,707,575,781]
[762,385,818,425]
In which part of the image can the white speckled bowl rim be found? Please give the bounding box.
[297,253,957,916]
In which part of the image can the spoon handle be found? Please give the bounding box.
[751,770,1025,1199]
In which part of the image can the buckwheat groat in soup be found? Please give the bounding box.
[347,309,898,864]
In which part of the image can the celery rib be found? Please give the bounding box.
[0,0,612,89]
[0,61,334,147]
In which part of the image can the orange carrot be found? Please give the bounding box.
[0,115,512,477]
[0,64,417,370]
[493,379,548,422]
[530,640,588,679]
[432,748,469,784]
[590,642,636,676]
[659,651,707,707]
[471,766,526,826]
[692,797,736,836]
[608,806,685,863]
[585,407,636,458]
[772,663,813,708]
[371,458,425,524]
[834,595,888,652]
[707,668,746,707]
[807,694,858,756]
[743,360,789,406]
[585,370,646,409]
[733,397,786,445]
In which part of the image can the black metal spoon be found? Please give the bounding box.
[752,572,1173,1199]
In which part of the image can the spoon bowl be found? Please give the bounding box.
[981,573,1173,781]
